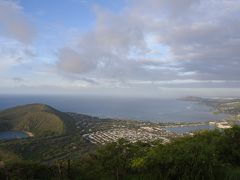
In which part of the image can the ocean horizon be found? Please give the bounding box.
[0,95,227,123]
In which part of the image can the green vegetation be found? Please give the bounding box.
[0,104,75,136]
[77,126,240,180]
[0,149,21,164]
[218,101,240,115]
[0,126,240,179]
[0,134,92,162]
[0,103,239,179]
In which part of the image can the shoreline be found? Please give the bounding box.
[23,131,34,137]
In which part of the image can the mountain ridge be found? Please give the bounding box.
[0,103,76,137]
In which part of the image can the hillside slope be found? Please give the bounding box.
[0,104,75,137]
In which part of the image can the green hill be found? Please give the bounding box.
[0,104,76,137]
[0,126,240,179]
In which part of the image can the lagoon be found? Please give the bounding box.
[0,131,29,140]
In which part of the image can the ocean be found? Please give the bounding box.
[0,95,227,123]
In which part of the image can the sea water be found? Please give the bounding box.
[0,95,227,123]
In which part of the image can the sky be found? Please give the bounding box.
[0,0,240,97]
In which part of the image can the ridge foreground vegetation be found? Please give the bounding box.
[0,103,240,179]
[0,126,240,179]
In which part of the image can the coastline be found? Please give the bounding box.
[23,131,34,137]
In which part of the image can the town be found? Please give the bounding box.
[68,112,180,144]
[82,127,175,144]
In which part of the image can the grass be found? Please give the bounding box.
[0,104,75,137]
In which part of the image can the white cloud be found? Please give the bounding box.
[0,37,36,71]
[0,0,35,44]
[0,0,36,74]
[58,47,96,74]
[0,0,234,95]
[56,0,240,88]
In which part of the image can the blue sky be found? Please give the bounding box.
[20,0,125,31]
[0,0,240,97]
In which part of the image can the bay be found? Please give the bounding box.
[0,131,29,140]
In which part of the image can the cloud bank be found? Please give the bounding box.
[0,0,240,96]
[57,0,240,86]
